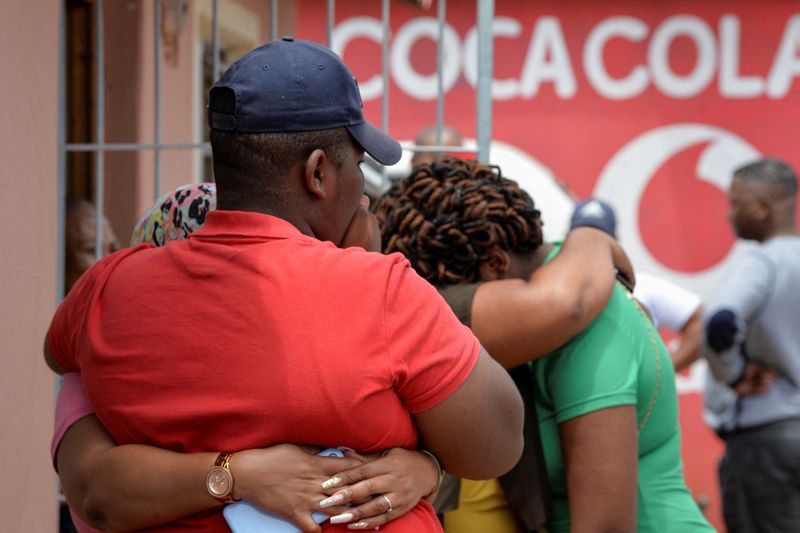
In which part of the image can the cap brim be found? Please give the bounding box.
[346,121,402,166]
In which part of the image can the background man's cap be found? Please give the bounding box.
[569,198,617,237]
[208,37,401,166]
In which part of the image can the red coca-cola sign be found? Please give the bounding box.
[297,2,800,529]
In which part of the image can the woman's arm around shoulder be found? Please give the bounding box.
[472,227,633,368]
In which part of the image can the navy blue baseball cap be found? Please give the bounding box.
[569,198,617,237]
[208,37,402,166]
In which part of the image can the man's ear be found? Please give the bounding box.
[753,197,772,223]
[304,148,332,199]
[479,247,511,281]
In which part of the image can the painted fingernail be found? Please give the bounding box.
[330,512,355,524]
[320,493,345,508]
[321,476,342,490]
[347,522,371,529]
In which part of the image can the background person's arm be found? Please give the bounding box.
[632,273,703,373]
[471,227,633,369]
[670,307,703,372]
[559,406,638,533]
[703,250,773,386]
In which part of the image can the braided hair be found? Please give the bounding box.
[374,158,543,286]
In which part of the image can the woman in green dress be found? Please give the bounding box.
[374,158,714,533]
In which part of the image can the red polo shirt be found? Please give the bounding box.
[48,210,479,532]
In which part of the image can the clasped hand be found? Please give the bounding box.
[231,444,439,532]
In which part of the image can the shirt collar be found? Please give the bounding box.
[192,210,306,240]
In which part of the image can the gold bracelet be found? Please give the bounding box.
[418,450,444,498]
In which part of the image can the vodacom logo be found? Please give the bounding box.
[595,123,760,297]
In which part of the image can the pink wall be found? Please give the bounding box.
[0,1,59,530]
[103,0,198,243]
[135,0,197,232]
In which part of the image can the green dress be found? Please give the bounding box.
[533,245,714,532]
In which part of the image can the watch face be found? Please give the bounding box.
[207,467,232,497]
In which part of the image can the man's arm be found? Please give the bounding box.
[703,251,772,385]
[471,227,632,369]
[412,347,524,479]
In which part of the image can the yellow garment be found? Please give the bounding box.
[443,478,521,533]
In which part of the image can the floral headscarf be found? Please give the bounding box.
[131,183,217,246]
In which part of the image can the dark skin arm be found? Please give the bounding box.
[412,347,525,479]
[58,415,220,531]
[471,227,634,369]
[670,307,703,372]
[560,406,638,533]
[57,415,367,533]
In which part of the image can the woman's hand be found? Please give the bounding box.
[317,448,440,530]
[231,444,364,533]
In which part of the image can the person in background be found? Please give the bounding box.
[54,183,443,533]
[570,198,703,371]
[45,38,524,532]
[65,199,120,292]
[410,125,464,168]
[375,159,711,532]
[702,158,800,532]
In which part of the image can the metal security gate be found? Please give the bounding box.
[55,0,494,518]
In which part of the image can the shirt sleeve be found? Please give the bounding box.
[383,256,480,414]
[545,319,639,424]
[702,249,773,385]
[634,272,701,331]
[46,247,146,372]
[438,283,482,327]
[46,264,104,372]
[51,373,96,470]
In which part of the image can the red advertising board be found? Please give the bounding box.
[297,2,800,530]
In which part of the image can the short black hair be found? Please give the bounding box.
[210,127,353,208]
[735,158,797,199]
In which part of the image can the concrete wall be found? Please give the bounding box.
[0,1,60,530]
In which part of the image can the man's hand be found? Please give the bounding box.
[734,363,778,396]
[340,195,382,252]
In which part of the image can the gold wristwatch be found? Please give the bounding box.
[206,452,236,502]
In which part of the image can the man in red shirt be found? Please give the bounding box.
[45,38,523,532]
